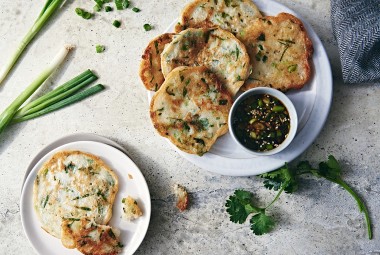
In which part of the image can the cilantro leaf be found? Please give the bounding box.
[316,155,341,180]
[225,190,260,224]
[226,155,372,239]
[260,163,298,193]
[250,212,275,235]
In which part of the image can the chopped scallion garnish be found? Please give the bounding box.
[115,0,123,10]
[96,45,105,53]
[123,0,130,8]
[105,6,112,12]
[113,20,121,28]
[75,8,93,19]
[93,4,102,12]
[132,7,140,12]
[143,24,153,31]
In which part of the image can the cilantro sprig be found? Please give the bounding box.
[225,155,372,239]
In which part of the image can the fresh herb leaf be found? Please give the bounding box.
[260,163,298,193]
[75,8,93,19]
[144,24,153,31]
[115,0,123,10]
[123,0,130,8]
[93,4,102,12]
[226,155,372,239]
[250,212,275,235]
[113,20,121,28]
[96,45,105,53]
[94,0,104,7]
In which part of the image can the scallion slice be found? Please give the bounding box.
[75,8,93,19]
[123,0,130,8]
[113,20,121,28]
[96,45,105,53]
[143,24,153,31]
[115,0,123,10]
[132,7,140,12]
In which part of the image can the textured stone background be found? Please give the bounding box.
[0,0,379,254]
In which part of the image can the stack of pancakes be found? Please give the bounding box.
[139,0,313,156]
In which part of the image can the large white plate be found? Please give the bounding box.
[148,0,332,176]
[20,141,151,255]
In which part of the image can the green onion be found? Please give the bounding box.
[96,45,106,53]
[123,0,130,8]
[132,7,140,12]
[12,85,105,123]
[94,0,104,7]
[143,24,153,31]
[0,45,72,134]
[75,8,93,19]
[113,20,121,28]
[105,6,112,12]
[115,0,123,10]
[0,0,64,86]
[93,4,102,12]
[14,70,98,118]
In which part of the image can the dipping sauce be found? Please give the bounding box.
[231,93,290,152]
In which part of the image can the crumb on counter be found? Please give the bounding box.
[174,184,189,212]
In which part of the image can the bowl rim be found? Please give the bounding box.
[228,87,298,156]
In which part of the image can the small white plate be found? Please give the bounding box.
[20,141,151,255]
[148,0,332,176]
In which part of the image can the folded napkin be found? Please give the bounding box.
[331,0,380,83]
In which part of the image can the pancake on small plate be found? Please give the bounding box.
[139,33,175,91]
[61,218,123,255]
[239,13,314,91]
[150,66,232,155]
[161,27,250,96]
[33,150,119,238]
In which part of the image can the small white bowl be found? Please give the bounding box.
[228,87,298,156]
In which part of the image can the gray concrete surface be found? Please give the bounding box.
[0,0,379,254]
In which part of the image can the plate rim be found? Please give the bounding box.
[20,140,151,255]
[147,0,333,176]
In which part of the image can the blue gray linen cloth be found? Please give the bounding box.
[331,0,380,83]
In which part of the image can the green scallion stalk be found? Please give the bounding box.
[14,70,97,117]
[0,45,72,134]
[12,84,105,123]
[0,0,64,86]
